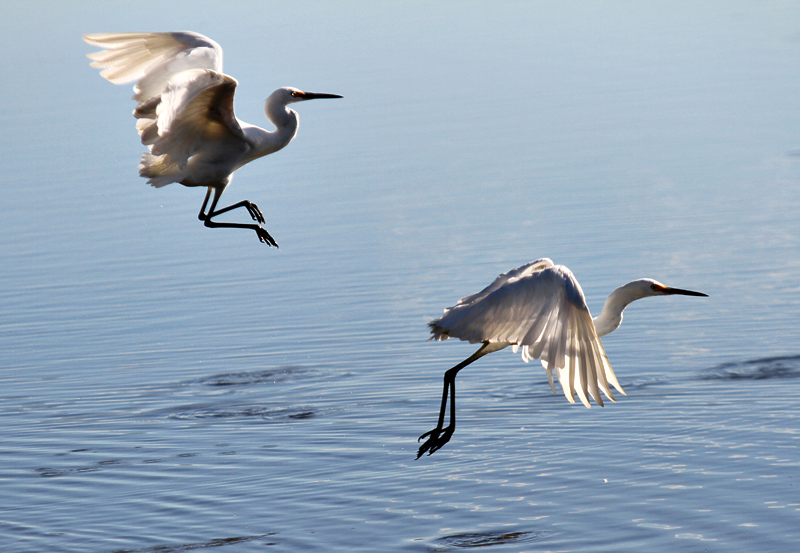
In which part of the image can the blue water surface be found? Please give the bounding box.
[1,2,799,552]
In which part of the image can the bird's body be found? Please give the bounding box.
[418,258,707,458]
[84,32,341,246]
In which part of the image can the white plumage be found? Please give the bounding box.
[84,32,341,246]
[418,258,707,458]
[429,258,621,407]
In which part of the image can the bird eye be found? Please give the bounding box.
[291,91,301,98]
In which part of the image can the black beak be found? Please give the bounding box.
[298,92,343,100]
[662,287,708,297]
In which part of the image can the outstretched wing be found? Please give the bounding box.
[429,261,625,407]
[84,33,246,187]
[448,258,556,308]
[83,32,223,104]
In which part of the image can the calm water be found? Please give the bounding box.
[2,2,800,552]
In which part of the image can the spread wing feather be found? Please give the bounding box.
[135,70,245,186]
[84,32,246,188]
[430,259,625,407]
[84,32,223,104]
[142,71,244,156]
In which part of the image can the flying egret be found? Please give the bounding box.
[83,32,342,247]
[417,258,707,458]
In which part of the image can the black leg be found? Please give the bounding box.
[198,187,212,221]
[200,187,277,247]
[203,218,278,247]
[208,199,265,224]
[416,342,496,458]
[416,371,453,458]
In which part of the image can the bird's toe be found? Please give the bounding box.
[416,426,455,458]
[418,428,437,442]
[416,439,434,459]
[416,428,439,458]
[256,228,278,248]
[247,202,266,224]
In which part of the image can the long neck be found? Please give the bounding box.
[243,100,299,163]
[592,283,647,337]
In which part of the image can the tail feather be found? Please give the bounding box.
[139,152,183,188]
[427,321,450,342]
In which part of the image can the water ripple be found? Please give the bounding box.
[429,530,545,550]
[186,366,309,388]
[166,404,316,421]
[33,452,200,478]
[109,533,276,552]
[700,355,800,381]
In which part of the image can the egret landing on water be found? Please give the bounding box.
[417,258,707,458]
[83,32,342,247]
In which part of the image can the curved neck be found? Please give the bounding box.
[244,99,299,162]
[266,99,299,148]
[592,283,648,337]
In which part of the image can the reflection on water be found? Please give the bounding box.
[2,2,800,553]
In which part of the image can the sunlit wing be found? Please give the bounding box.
[449,258,555,308]
[430,262,625,407]
[84,32,243,188]
[132,69,247,186]
[83,32,223,104]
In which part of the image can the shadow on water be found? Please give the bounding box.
[428,530,546,551]
[700,355,800,381]
[109,533,277,552]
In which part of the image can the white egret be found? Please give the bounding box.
[83,32,342,247]
[417,258,707,458]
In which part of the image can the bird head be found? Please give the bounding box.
[593,277,708,337]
